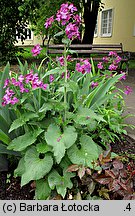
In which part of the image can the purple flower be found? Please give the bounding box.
[56,3,71,25]
[49,74,54,83]
[114,56,122,64]
[124,86,132,95]
[76,59,91,74]
[18,75,24,82]
[102,56,109,63]
[109,64,118,71]
[10,97,19,105]
[31,44,42,56]
[42,84,48,90]
[3,79,10,88]
[97,62,103,70]
[91,82,98,89]
[108,51,117,57]
[119,71,126,81]
[57,56,64,66]
[2,88,19,106]
[61,71,70,79]
[65,23,80,40]
[44,16,54,28]
[68,3,77,13]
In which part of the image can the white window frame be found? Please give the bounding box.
[16,28,33,41]
[101,9,113,37]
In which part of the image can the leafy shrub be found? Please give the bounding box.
[0,3,133,199]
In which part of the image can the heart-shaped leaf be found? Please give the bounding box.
[48,169,75,198]
[67,135,100,168]
[21,147,53,186]
[45,124,77,163]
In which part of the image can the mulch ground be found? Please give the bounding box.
[0,134,135,200]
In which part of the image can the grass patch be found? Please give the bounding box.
[16,46,47,59]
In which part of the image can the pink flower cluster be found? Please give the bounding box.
[65,23,80,40]
[100,51,122,72]
[91,82,98,89]
[44,3,81,41]
[2,88,19,106]
[2,72,48,106]
[57,55,71,66]
[31,44,42,56]
[44,16,54,28]
[124,86,132,95]
[76,59,91,74]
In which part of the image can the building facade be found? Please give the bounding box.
[16,0,135,52]
[93,0,135,52]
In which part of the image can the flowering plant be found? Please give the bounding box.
[0,3,133,199]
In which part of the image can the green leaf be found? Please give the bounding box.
[48,169,74,198]
[35,179,51,200]
[8,128,43,151]
[62,38,70,45]
[54,31,64,37]
[67,135,99,168]
[14,157,25,177]
[0,143,20,156]
[45,124,77,164]
[0,129,11,144]
[36,143,52,154]
[42,67,62,79]
[74,108,105,125]
[9,113,38,133]
[84,74,122,108]
[21,147,53,186]
[0,63,10,106]
[38,103,53,113]
[23,103,36,112]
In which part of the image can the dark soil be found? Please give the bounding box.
[0,134,134,200]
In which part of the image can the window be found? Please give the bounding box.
[16,28,33,40]
[101,9,113,37]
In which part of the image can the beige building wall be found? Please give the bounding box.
[94,0,135,52]
[16,34,42,47]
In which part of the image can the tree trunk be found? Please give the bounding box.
[82,0,99,44]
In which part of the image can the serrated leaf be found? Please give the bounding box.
[67,135,99,168]
[35,179,51,200]
[8,128,43,151]
[45,124,77,164]
[21,147,53,186]
[9,113,38,133]
[48,169,74,198]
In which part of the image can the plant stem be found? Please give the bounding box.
[38,57,48,71]
[64,44,68,122]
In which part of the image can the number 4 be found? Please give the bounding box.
[126,203,131,211]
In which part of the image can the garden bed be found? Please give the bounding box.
[0,134,135,200]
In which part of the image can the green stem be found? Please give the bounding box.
[64,44,68,122]
[38,56,48,71]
